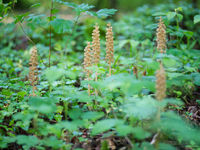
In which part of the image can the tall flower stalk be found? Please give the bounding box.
[29,46,38,96]
[106,23,114,76]
[156,17,167,53]
[92,23,101,96]
[156,63,166,101]
[151,63,166,146]
[83,42,93,96]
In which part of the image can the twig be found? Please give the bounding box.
[71,15,80,35]
[125,136,134,148]
[11,1,35,45]
[64,14,81,53]
[150,132,159,145]
[49,0,54,68]
[112,110,133,148]
[17,21,35,45]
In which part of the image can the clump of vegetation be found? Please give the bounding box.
[0,0,200,150]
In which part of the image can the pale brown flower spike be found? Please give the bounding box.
[156,17,167,53]
[92,23,101,65]
[83,42,92,75]
[156,63,166,101]
[83,42,92,96]
[106,23,114,76]
[29,46,38,96]
[92,23,101,96]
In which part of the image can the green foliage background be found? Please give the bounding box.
[0,0,200,149]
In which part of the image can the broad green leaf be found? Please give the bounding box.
[163,57,179,68]
[82,111,104,121]
[92,119,122,135]
[41,136,64,149]
[194,73,200,86]
[167,12,176,20]
[116,124,133,136]
[50,18,72,34]
[69,108,82,119]
[122,97,157,120]
[194,15,200,24]
[44,67,65,83]
[159,143,177,150]
[159,111,200,143]
[15,135,39,149]
[28,97,57,114]
[152,12,166,16]
[177,14,183,21]
[132,127,151,140]
[71,91,93,103]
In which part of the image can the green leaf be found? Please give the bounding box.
[152,12,166,16]
[177,14,183,21]
[28,97,57,114]
[42,136,64,149]
[162,57,179,68]
[15,135,39,149]
[167,12,176,20]
[122,97,157,120]
[194,73,200,86]
[194,15,200,24]
[92,119,122,135]
[50,18,72,34]
[132,127,151,140]
[69,108,82,119]
[96,9,117,18]
[44,67,65,83]
[75,3,94,14]
[54,0,94,14]
[31,3,40,8]
[82,111,104,121]
[159,143,177,150]
[116,124,133,136]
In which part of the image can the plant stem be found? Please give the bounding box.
[11,1,35,45]
[95,72,98,96]
[109,63,111,77]
[88,74,91,96]
[88,84,91,96]
[49,0,54,68]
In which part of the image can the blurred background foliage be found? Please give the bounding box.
[3,0,200,11]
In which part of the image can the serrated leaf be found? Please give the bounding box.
[44,67,65,83]
[50,18,72,34]
[96,9,117,18]
[15,135,39,148]
[28,97,57,114]
[92,119,122,135]
[122,97,157,120]
[42,136,63,149]
[82,111,104,121]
